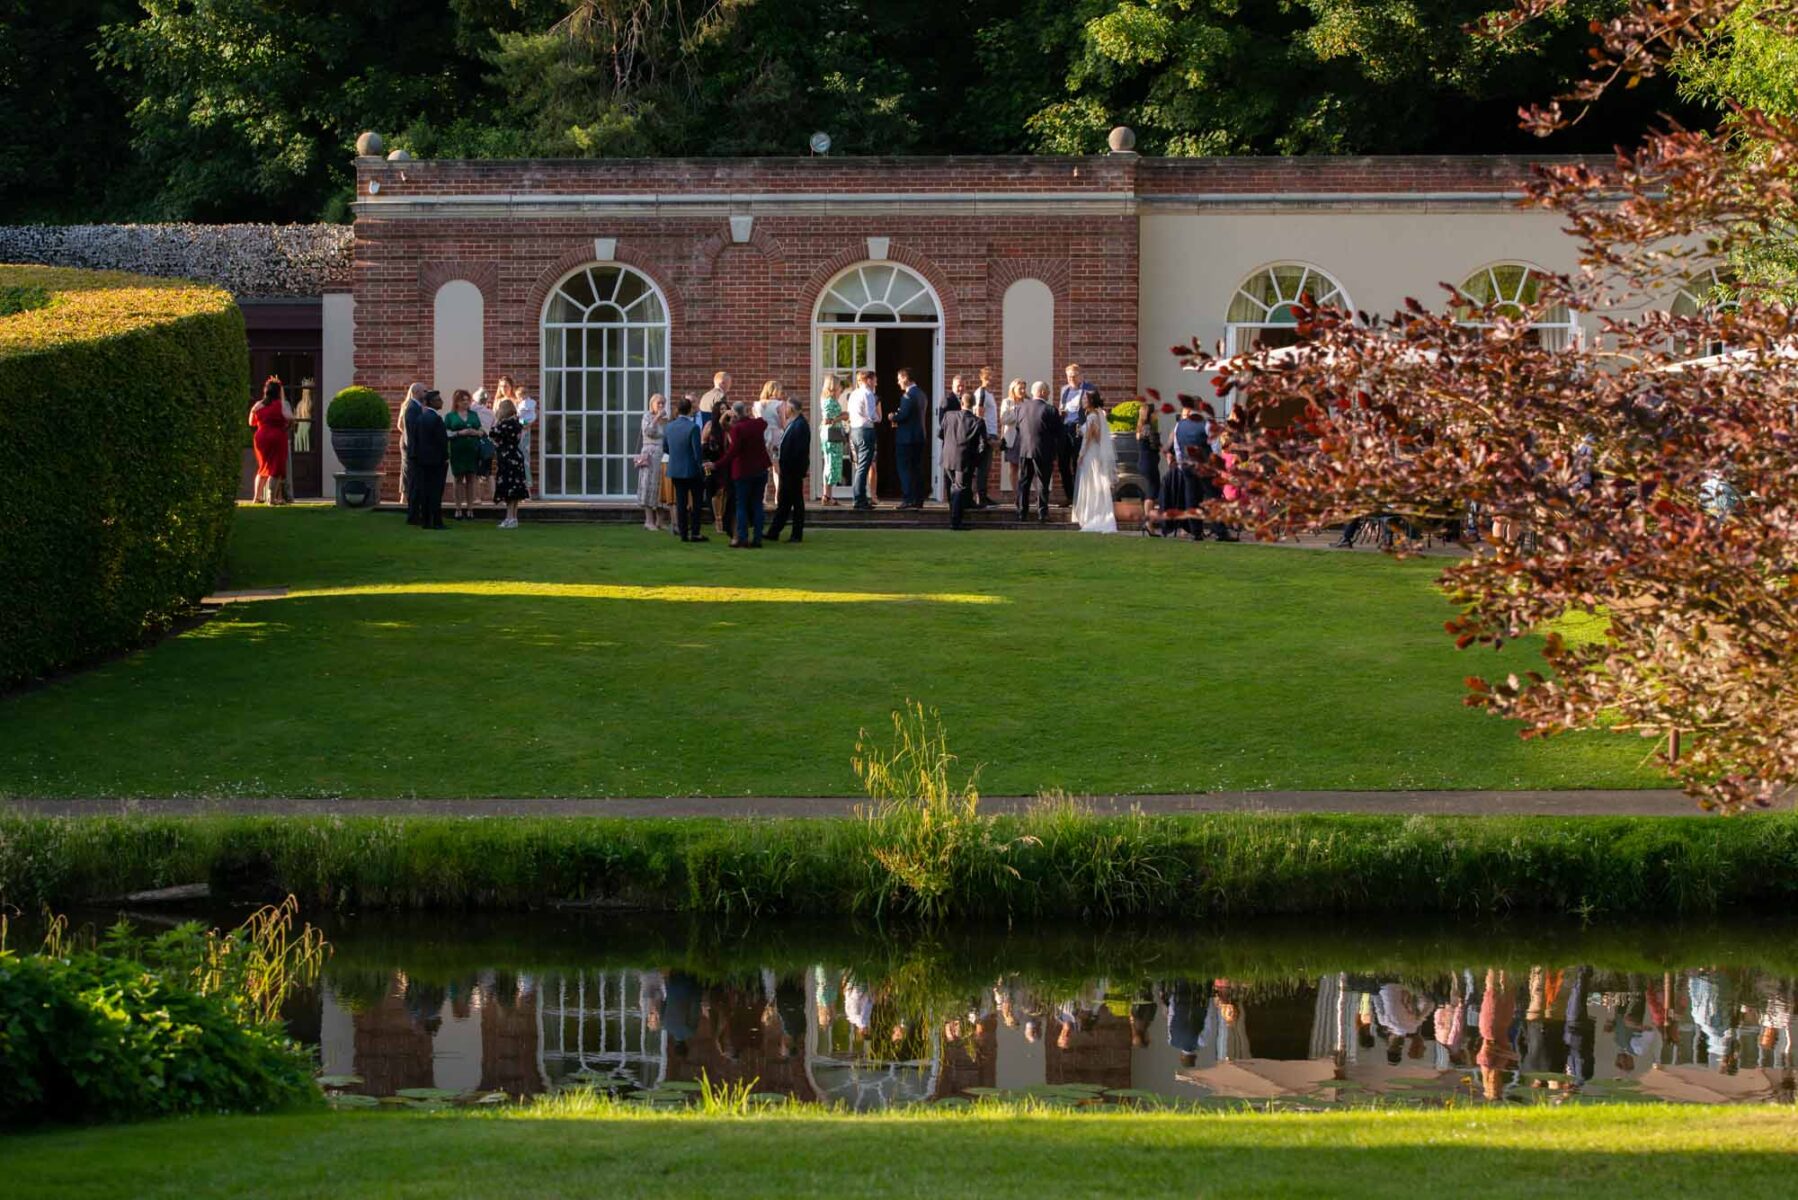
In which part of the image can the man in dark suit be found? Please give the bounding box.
[412,390,450,530]
[939,389,988,531]
[1013,381,1061,521]
[938,374,966,499]
[891,367,927,509]
[764,396,812,543]
[664,395,707,543]
[402,383,427,524]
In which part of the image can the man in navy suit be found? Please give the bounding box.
[764,396,812,543]
[1013,381,1061,522]
[411,390,449,531]
[939,389,988,530]
[891,367,927,509]
[663,395,707,542]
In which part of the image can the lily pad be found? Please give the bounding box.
[327,1093,380,1109]
[315,1075,364,1088]
[396,1087,464,1101]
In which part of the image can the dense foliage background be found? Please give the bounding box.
[2,0,1712,224]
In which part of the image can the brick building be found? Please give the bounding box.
[347,147,1613,503]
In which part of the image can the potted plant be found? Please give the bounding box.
[326,386,391,472]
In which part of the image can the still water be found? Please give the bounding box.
[264,913,1797,1110]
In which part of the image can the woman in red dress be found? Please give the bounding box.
[249,377,291,505]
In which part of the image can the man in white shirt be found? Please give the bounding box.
[845,369,880,509]
[973,365,999,507]
[1058,362,1097,505]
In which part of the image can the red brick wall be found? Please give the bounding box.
[353,160,1141,496]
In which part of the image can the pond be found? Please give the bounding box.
[190,912,1798,1109]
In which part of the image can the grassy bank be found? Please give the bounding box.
[0,506,1661,799]
[6,808,1796,918]
[11,1106,1797,1199]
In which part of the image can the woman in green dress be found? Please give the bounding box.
[444,388,484,521]
[817,375,846,505]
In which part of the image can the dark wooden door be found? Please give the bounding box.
[872,328,936,500]
[251,349,322,498]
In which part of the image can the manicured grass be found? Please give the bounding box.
[9,1106,1797,1199]
[9,810,1796,917]
[0,507,1661,799]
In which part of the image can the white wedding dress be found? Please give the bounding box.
[1072,412,1119,533]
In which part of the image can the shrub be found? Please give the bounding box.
[0,283,49,316]
[0,905,323,1126]
[1107,399,1141,433]
[326,385,391,430]
[0,264,245,687]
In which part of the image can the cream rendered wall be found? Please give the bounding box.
[1137,209,1590,414]
[319,291,356,478]
[1002,278,1055,394]
[432,279,485,399]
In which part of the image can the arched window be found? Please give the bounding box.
[1670,266,1737,357]
[1225,264,1350,354]
[540,263,670,499]
[816,263,940,324]
[1456,263,1578,350]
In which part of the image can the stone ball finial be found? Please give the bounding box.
[1107,126,1137,154]
[386,148,413,163]
[355,131,384,157]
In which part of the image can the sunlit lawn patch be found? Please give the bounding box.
[0,507,1664,799]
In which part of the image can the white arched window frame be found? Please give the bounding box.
[539,263,671,499]
[1224,263,1351,355]
[1670,266,1738,357]
[815,262,941,325]
[1456,263,1579,350]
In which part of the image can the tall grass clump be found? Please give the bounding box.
[852,701,1031,921]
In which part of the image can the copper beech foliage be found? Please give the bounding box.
[1184,0,1798,811]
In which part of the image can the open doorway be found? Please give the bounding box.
[872,328,935,501]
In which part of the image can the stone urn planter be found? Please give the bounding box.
[1109,429,1153,500]
[330,427,389,473]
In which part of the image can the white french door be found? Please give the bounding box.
[818,328,873,498]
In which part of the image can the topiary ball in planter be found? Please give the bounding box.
[326,386,391,472]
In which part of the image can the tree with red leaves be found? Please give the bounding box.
[1190,0,1798,811]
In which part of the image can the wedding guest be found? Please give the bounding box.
[470,387,496,505]
[999,378,1025,496]
[1013,380,1060,522]
[939,375,966,498]
[489,398,530,529]
[939,388,987,531]
[765,395,811,543]
[412,390,449,531]
[1058,363,1097,505]
[444,389,483,521]
[664,395,707,543]
[248,377,291,506]
[973,366,999,507]
[847,368,880,510]
[818,375,846,505]
[636,394,669,531]
[397,381,424,510]
[714,399,770,548]
[1135,399,1162,496]
[757,379,787,502]
[703,399,734,535]
[892,368,928,509]
[1161,397,1210,540]
[700,370,731,432]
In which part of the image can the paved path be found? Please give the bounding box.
[5,789,1699,819]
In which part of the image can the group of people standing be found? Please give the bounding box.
[395,378,537,530]
[635,378,815,548]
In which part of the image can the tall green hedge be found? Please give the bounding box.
[0,265,245,687]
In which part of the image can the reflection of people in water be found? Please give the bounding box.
[639,969,667,1035]
[772,974,808,1060]
[1130,985,1159,1049]
[1373,982,1434,1065]
[662,970,703,1057]
[1162,979,1211,1068]
[1477,968,1519,1101]
[1210,979,1250,1063]
[1689,968,1743,1073]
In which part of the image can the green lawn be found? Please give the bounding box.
[9,1107,1795,1199]
[0,507,1661,799]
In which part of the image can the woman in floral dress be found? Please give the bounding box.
[818,375,846,505]
[636,394,669,531]
[489,399,530,529]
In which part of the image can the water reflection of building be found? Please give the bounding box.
[309,965,1796,1106]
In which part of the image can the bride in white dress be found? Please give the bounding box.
[1071,396,1119,533]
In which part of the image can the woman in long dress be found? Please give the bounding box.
[248,377,291,505]
[489,399,530,529]
[818,375,846,505]
[636,394,668,530]
[1071,394,1118,533]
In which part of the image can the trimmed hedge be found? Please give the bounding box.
[0,264,245,687]
[326,385,389,429]
[4,810,1797,919]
